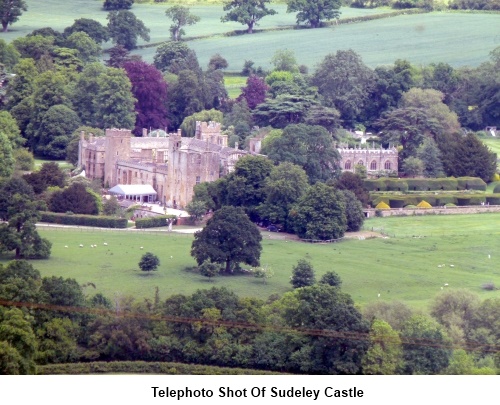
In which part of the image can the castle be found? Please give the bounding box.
[79,121,251,208]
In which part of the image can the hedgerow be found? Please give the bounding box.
[39,212,128,228]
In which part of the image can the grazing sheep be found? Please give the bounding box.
[170,256,173,259]
[377,293,380,298]
[450,264,455,268]
[64,245,68,248]
[103,243,108,246]
[438,265,442,268]
[79,244,83,248]
[444,283,449,287]
[140,247,143,250]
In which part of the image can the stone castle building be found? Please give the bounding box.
[337,146,398,174]
[79,121,251,208]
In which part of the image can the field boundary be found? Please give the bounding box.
[366,204,500,217]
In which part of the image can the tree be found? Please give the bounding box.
[153,41,195,73]
[93,67,137,129]
[63,18,110,44]
[49,183,100,215]
[258,162,309,231]
[221,0,277,34]
[289,182,347,240]
[286,0,341,28]
[65,32,102,64]
[103,0,133,11]
[123,60,169,136]
[0,307,37,374]
[312,50,375,126]
[13,148,34,171]
[186,200,206,223]
[362,319,403,375]
[319,270,342,287]
[0,132,14,178]
[270,49,299,72]
[417,137,444,178]
[402,156,424,177]
[280,284,369,374]
[0,178,51,259]
[290,259,315,288]
[333,171,370,207]
[0,38,20,70]
[23,161,65,194]
[180,109,223,137]
[0,0,27,32]
[0,111,24,148]
[107,10,150,50]
[36,104,81,159]
[165,5,200,41]
[400,315,452,375]
[339,189,365,232]
[208,53,228,71]
[139,252,160,272]
[238,74,268,109]
[262,124,340,184]
[191,206,262,274]
[199,259,219,281]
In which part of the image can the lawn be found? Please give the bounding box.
[5,213,497,311]
[224,75,247,98]
[34,158,74,170]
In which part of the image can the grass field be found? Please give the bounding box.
[34,158,74,170]
[3,2,498,72]
[3,213,496,311]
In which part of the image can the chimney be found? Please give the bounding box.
[142,128,147,137]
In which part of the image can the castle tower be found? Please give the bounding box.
[167,129,182,208]
[104,128,132,187]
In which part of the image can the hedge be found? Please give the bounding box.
[493,184,500,193]
[37,361,283,375]
[456,177,487,191]
[135,215,177,229]
[367,177,485,192]
[389,198,405,208]
[40,212,128,228]
[486,194,500,205]
[385,178,408,192]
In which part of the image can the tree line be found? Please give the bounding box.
[0,258,498,375]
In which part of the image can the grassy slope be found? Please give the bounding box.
[6,2,498,71]
[4,213,496,311]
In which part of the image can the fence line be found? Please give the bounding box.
[36,223,194,236]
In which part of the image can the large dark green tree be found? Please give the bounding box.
[312,50,375,127]
[191,206,262,274]
[63,18,110,44]
[280,284,370,374]
[221,0,277,34]
[286,0,341,28]
[103,0,133,11]
[49,183,100,215]
[262,124,340,183]
[107,10,150,50]
[290,259,315,288]
[0,178,51,259]
[289,182,346,240]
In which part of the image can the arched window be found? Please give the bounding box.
[344,160,352,170]
[370,160,377,170]
[384,160,391,170]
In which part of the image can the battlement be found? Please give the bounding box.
[195,121,221,136]
[106,128,133,138]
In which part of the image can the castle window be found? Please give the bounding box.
[370,161,377,170]
[384,161,391,170]
[344,160,352,170]
[196,176,201,185]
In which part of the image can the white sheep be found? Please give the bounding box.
[170,256,173,259]
[140,247,143,250]
[438,265,442,268]
[444,283,449,287]
[377,293,380,298]
[79,244,83,248]
[450,264,455,268]
[103,242,108,246]
[64,245,68,248]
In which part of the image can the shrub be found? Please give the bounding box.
[481,282,496,291]
[435,195,456,206]
[417,200,432,209]
[493,183,500,193]
[375,201,390,209]
[456,197,471,206]
[406,179,429,191]
[430,178,458,191]
[363,179,387,192]
[445,203,456,207]
[404,204,417,208]
[139,252,160,272]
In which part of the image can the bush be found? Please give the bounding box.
[40,212,128,228]
[139,252,160,272]
[493,184,500,193]
[456,197,471,206]
[406,179,429,191]
[435,195,456,206]
[363,179,387,192]
[417,200,432,208]
[135,215,176,229]
[375,201,390,209]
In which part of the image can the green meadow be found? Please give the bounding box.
[4,2,498,71]
[5,213,496,311]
